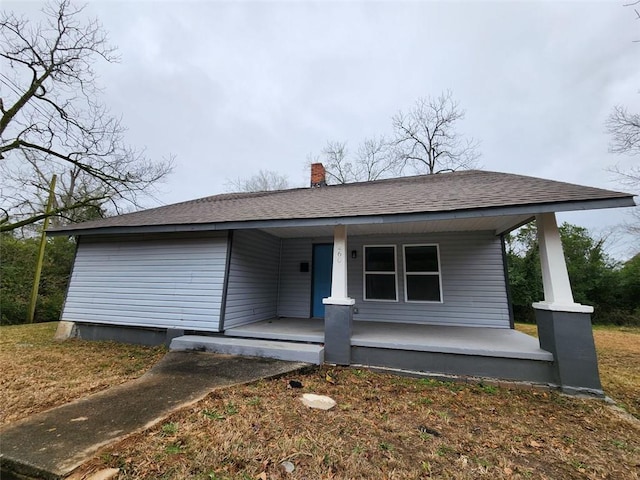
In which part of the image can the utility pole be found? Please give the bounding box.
[27,174,57,323]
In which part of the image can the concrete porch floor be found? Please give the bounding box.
[225,318,553,361]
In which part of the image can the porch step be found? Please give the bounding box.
[170,335,324,365]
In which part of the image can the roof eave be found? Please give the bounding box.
[47,196,637,237]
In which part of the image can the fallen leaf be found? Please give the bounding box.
[504,467,513,475]
[256,473,267,480]
[529,440,542,448]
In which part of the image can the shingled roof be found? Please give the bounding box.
[49,170,635,235]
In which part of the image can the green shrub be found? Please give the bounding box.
[0,233,75,325]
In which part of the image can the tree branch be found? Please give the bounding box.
[0,0,172,231]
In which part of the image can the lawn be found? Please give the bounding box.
[0,322,165,425]
[516,323,640,419]
[1,322,639,479]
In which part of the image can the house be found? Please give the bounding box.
[49,165,637,396]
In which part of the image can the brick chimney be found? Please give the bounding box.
[310,163,326,187]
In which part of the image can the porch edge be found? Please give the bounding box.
[351,346,555,385]
[353,364,605,398]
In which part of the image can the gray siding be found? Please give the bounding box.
[223,230,280,329]
[62,234,227,331]
[277,232,510,328]
[277,237,332,317]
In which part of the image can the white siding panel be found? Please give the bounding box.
[62,234,227,331]
[223,230,280,329]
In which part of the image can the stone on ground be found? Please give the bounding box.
[300,393,336,410]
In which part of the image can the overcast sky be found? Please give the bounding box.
[7,0,640,258]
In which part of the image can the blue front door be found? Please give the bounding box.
[312,244,333,318]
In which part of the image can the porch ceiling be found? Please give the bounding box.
[259,213,533,238]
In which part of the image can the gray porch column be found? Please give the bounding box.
[535,309,602,395]
[532,213,602,396]
[324,304,354,365]
[323,225,355,365]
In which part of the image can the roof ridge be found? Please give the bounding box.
[194,170,490,202]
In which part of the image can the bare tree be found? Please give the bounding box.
[606,106,640,247]
[607,105,640,156]
[392,91,480,174]
[319,137,399,184]
[321,140,352,184]
[0,0,173,232]
[1,155,110,233]
[625,0,640,41]
[354,136,399,181]
[226,169,289,192]
[604,3,640,247]
[610,165,640,249]
[307,92,479,184]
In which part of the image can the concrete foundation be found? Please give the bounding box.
[324,304,353,365]
[165,328,186,347]
[54,321,77,341]
[535,308,603,396]
[351,346,555,384]
[75,323,168,346]
[170,335,324,364]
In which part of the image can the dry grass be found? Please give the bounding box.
[0,322,165,425]
[76,324,639,480]
[80,368,639,480]
[2,322,639,479]
[516,323,640,419]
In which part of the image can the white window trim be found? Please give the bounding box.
[403,243,443,304]
[363,244,398,302]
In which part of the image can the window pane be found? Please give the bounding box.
[406,275,441,301]
[365,247,395,272]
[365,274,396,300]
[405,246,439,272]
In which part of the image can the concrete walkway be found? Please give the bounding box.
[0,352,308,480]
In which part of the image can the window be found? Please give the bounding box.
[403,244,442,302]
[363,245,397,301]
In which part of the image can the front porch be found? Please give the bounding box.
[194,318,557,385]
[225,318,551,361]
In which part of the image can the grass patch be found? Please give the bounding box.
[202,409,226,421]
[0,322,165,425]
[161,422,179,435]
